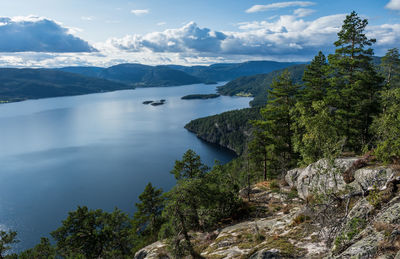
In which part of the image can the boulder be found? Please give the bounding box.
[287,158,357,199]
[285,158,396,200]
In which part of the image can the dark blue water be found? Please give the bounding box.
[0,83,251,251]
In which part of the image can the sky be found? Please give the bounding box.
[0,0,400,67]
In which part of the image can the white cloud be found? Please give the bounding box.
[106,14,345,59]
[293,8,315,17]
[386,0,400,10]
[157,22,166,26]
[1,13,400,67]
[0,15,96,52]
[246,1,316,13]
[131,9,149,16]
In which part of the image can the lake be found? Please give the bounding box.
[0,83,251,251]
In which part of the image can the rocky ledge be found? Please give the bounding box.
[135,157,400,258]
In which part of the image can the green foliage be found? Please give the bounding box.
[132,183,165,253]
[251,70,300,177]
[161,150,241,257]
[300,51,329,107]
[218,64,305,107]
[327,11,382,152]
[372,88,400,163]
[292,101,345,165]
[171,149,209,180]
[380,48,400,89]
[18,238,56,259]
[181,94,220,100]
[0,230,18,259]
[334,217,366,251]
[51,206,133,259]
[185,108,261,155]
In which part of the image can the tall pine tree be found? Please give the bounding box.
[251,70,300,176]
[327,11,382,151]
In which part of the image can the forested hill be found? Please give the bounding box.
[59,64,202,87]
[0,68,132,102]
[185,107,261,155]
[164,60,300,82]
[58,60,299,87]
[218,64,306,107]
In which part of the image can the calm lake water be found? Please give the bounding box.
[0,83,251,251]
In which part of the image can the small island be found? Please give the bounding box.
[143,99,166,106]
[151,99,166,106]
[181,94,220,100]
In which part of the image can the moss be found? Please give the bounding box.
[259,235,306,257]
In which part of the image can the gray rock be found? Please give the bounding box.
[285,168,304,188]
[291,158,357,199]
[134,241,169,259]
[334,233,383,259]
[353,167,394,191]
[376,201,400,224]
[285,158,396,200]
[395,250,400,259]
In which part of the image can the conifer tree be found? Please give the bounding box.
[300,51,329,108]
[327,11,382,151]
[170,149,209,180]
[381,48,400,89]
[252,70,300,176]
[133,183,164,249]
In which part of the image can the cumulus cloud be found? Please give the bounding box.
[131,9,149,16]
[1,13,400,68]
[0,16,96,52]
[106,22,227,53]
[246,1,315,13]
[103,13,400,62]
[386,0,400,10]
[105,15,345,60]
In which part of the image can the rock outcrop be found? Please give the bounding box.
[135,158,400,258]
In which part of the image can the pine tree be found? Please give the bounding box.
[300,51,329,108]
[133,182,164,249]
[252,70,300,176]
[381,48,400,89]
[327,11,382,151]
[170,149,209,180]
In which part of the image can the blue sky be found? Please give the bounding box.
[0,0,399,67]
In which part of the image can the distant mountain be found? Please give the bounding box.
[218,64,306,107]
[58,64,202,87]
[0,68,132,102]
[58,61,300,87]
[164,61,300,82]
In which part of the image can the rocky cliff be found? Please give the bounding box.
[135,157,400,258]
